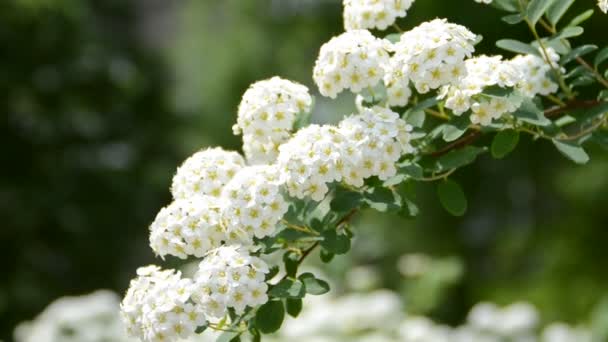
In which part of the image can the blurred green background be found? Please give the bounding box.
[2,0,607,340]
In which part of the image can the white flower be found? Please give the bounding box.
[338,106,414,185]
[149,196,225,259]
[399,317,451,342]
[14,290,137,342]
[234,77,313,164]
[171,147,245,199]
[387,19,477,94]
[121,266,204,342]
[343,0,415,31]
[474,0,492,4]
[314,30,391,98]
[440,55,523,125]
[277,124,349,201]
[221,165,289,242]
[509,47,562,98]
[467,302,538,337]
[542,323,592,342]
[193,246,270,319]
[599,0,608,13]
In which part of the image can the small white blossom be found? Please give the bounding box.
[149,197,225,259]
[193,246,270,319]
[474,0,493,4]
[440,55,523,125]
[387,19,477,94]
[509,47,562,98]
[343,0,415,31]
[171,147,245,199]
[234,77,313,164]
[121,266,204,342]
[221,165,289,242]
[338,106,415,185]
[277,124,349,201]
[314,30,391,98]
[599,0,608,13]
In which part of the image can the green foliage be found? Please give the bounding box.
[255,300,285,334]
[437,180,468,217]
[552,139,590,164]
[299,273,330,295]
[492,130,520,159]
[270,278,306,299]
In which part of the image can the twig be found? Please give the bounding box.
[429,131,482,157]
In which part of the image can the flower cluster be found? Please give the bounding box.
[149,196,224,259]
[14,290,138,342]
[601,0,608,13]
[121,266,204,342]
[171,148,245,199]
[388,18,477,94]
[233,77,313,164]
[313,29,391,98]
[193,246,270,318]
[343,0,415,31]
[509,48,561,98]
[338,106,414,184]
[221,165,289,242]
[278,106,414,201]
[440,55,523,125]
[277,124,349,201]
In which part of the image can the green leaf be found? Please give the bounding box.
[364,186,400,212]
[442,116,470,142]
[561,44,597,65]
[546,0,575,25]
[385,33,400,43]
[283,251,299,277]
[270,278,306,299]
[330,187,363,213]
[552,26,584,40]
[527,0,557,25]
[399,162,424,179]
[437,146,486,171]
[299,273,330,295]
[491,130,520,159]
[321,229,351,255]
[437,180,468,216]
[195,325,208,334]
[496,39,540,56]
[255,300,285,334]
[502,13,525,25]
[405,110,426,128]
[512,99,552,126]
[568,9,594,27]
[490,0,519,12]
[552,139,590,164]
[320,249,334,263]
[286,298,303,317]
[594,46,608,68]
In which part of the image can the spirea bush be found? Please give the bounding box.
[122,0,608,341]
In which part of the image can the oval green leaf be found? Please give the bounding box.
[255,300,285,334]
[492,130,520,159]
[437,180,468,217]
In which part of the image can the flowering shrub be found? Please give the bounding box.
[121,0,608,341]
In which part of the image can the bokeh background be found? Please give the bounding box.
[2,0,607,340]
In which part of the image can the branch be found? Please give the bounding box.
[544,100,602,118]
[429,131,482,157]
